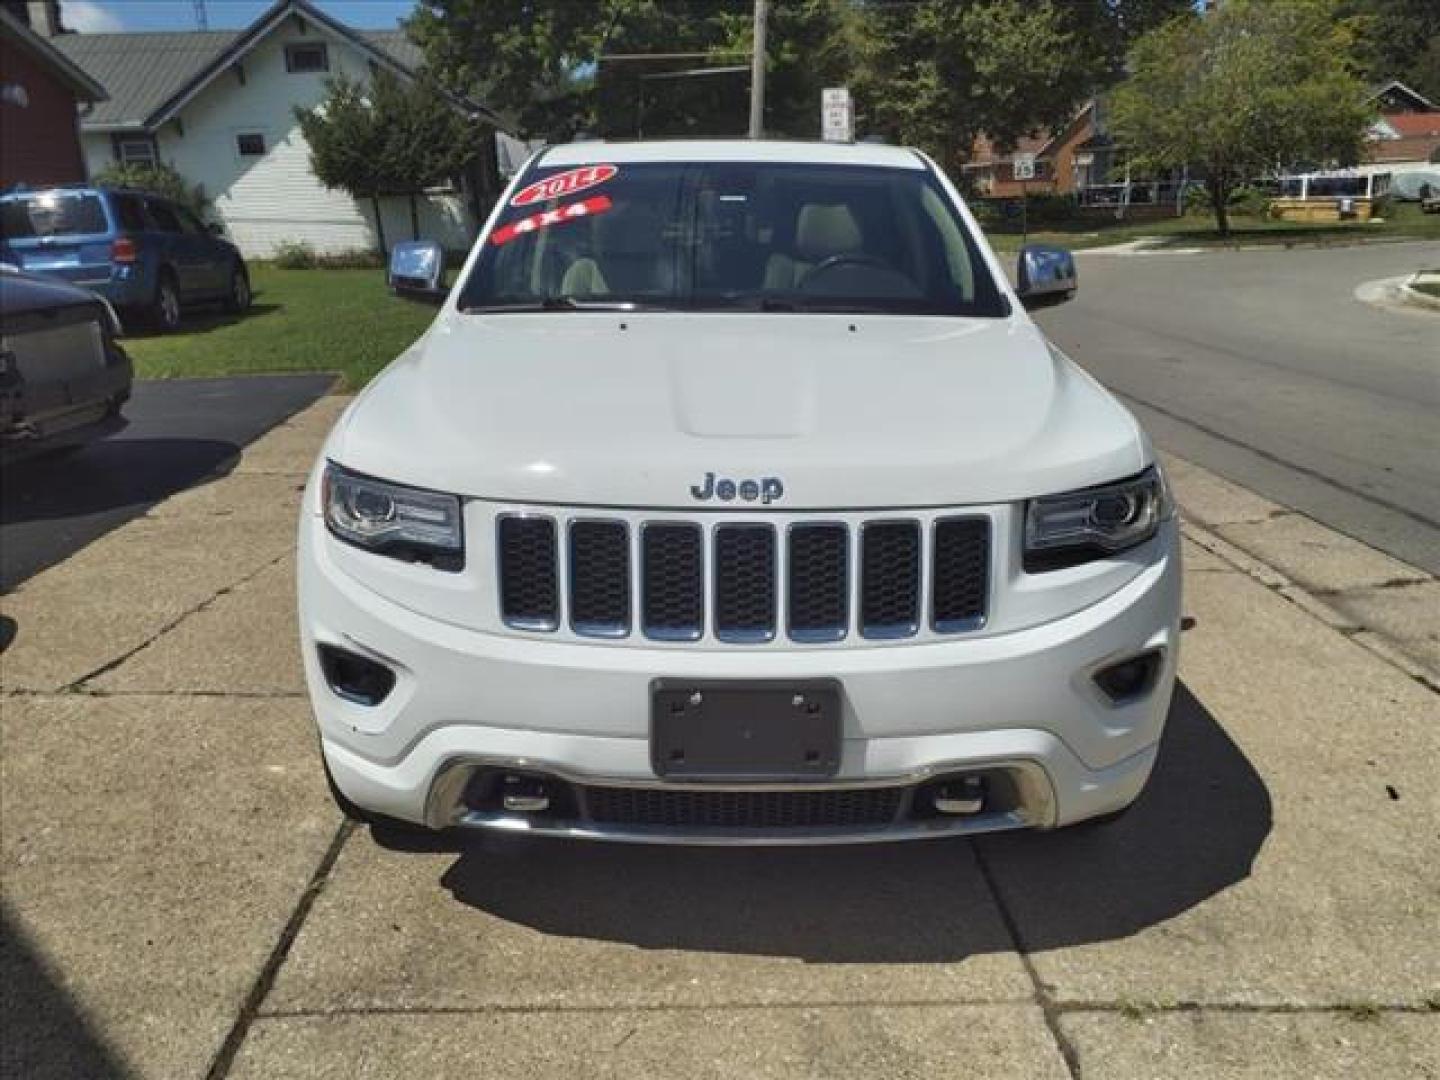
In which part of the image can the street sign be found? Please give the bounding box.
[1013,154,1036,181]
[821,86,853,143]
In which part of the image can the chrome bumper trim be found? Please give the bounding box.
[452,808,1032,846]
[422,753,1058,841]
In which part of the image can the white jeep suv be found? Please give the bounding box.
[298,140,1180,845]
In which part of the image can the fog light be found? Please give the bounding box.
[1093,649,1163,704]
[501,774,551,813]
[933,776,985,815]
[317,644,395,706]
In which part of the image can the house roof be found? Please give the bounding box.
[1382,113,1440,139]
[51,0,500,132]
[0,5,107,102]
[965,101,1095,167]
[1364,79,1436,112]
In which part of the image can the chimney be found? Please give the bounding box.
[25,0,65,36]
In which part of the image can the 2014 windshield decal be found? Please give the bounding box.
[489,195,614,247]
[509,164,618,208]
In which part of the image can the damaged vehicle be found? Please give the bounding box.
[1,266,131,464]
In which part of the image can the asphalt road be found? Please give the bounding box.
[0,374,333,592]
[1035,240,1440,574]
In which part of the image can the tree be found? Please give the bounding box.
[852,0,1191,175]
[408,0,855,142]
[407,0,604,141]
[296,71,481,255]
[1338,0,1440,102]
[856,0,1079,174]
[91,161,207,216]
[1111,0,1373,235]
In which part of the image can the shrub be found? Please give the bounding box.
[270,242,385,270]
[273,240,318,269]
[91,161,208,216]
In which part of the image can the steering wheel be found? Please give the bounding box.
[801,251,892,286]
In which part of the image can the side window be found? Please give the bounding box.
[111,194,148,233]
[146,200,183,234]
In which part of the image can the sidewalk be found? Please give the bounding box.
[2,394,1437,1079]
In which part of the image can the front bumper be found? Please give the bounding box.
[300,513,1181,843]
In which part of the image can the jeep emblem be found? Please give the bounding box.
[690,472,784,504]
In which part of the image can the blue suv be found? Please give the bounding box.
[0,186,250,332]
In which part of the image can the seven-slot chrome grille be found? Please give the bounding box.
[497,512,990,645]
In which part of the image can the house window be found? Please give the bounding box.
[285,42,329,73]
[117,138,157,166]
[236,132,266,157]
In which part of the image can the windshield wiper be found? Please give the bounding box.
[463,295,669,313]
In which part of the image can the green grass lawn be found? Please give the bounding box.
[983,201,1440,253]
[124,265,435,390]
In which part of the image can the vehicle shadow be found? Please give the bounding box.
[1,903,129,1080]
[1,437,239,526]
[388,681,1270,963]
[122,301,281,339]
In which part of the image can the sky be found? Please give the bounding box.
[61,0,419,33]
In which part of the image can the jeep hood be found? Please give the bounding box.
[333,312,1146,509]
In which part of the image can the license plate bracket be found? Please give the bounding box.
[650,679,842,780]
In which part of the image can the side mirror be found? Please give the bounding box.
[206,220,225,236]
[388,240,446,303]
[1016,244,1077,310]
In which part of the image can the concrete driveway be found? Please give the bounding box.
[2,396,1437,1079]
[0,374,333,591]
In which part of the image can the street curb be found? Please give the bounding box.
[1399,272,1440,312]
[1181,519,1439,695]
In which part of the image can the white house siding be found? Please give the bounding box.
[80,135,112,180]
[131,18,476,258]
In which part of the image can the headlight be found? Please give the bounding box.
[322,463,464,570]
[1024,465,1173,572]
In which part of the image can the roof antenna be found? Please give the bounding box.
[192,0,209,30]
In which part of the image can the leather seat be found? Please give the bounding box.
[763,203,863,291]
[561,204,672,297]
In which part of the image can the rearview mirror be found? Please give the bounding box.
[1016,244,1077,310]
[388,240,446,303]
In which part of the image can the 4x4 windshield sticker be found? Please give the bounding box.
[490,195,613,247]
[510,164,618,208]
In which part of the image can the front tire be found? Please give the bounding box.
[150,272,182,332]
[223,263,251,313]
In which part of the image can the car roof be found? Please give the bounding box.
[538,139,928,171]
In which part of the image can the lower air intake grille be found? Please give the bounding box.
[497,516,558,630]
[583,785,904,829]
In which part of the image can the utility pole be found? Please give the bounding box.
[192,0,208,30]
[748,0,768,139]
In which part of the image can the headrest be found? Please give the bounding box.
[795,203,862,261]
[596,202,663,254]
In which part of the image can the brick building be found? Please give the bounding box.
[0,2,107,188]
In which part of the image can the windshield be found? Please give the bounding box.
[458,161,1009,317]
[0,193,107,240]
